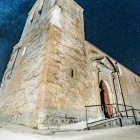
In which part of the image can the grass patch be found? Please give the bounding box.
[18,123,26,126]
[33,126,38,130]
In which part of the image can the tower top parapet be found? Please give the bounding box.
[28,0,84,15]
[28,0,44,15]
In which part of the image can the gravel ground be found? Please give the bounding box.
[0,121,140,140]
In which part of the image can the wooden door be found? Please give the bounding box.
[100,81,112,118]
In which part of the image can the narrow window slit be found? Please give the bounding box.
[31,12,35,24]
[38,10,42,15]
[71,69,74,78]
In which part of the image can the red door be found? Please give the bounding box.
[100,81,112,118]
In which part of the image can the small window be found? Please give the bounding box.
[66,65,79,79]
[30,12,35,24]
[38,1,44,16]
[66,68,74,78]
[71,69,74,78]
[31,18,33,23]
[7,75,10,79]
[38,10,42,15]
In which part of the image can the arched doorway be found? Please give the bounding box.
[100,81,112,118]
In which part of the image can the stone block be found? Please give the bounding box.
[52,54,61,62]
[38,82,46,93]
[48,66,59,75]
[47,73,56,83]
[45,83,62,94]
[74,70,80,78]
[66,68,71,77]
[48,59,58,67]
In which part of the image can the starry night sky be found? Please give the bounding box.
[0,0,140,83]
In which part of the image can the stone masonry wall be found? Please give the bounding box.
[35,0,99,128]
[85,42,140,114]
[0,0,55,127]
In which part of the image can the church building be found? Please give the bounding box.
[0,0,140,129]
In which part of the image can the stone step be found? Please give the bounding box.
[86,118,137,130]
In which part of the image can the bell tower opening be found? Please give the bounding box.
[100,81,112,118]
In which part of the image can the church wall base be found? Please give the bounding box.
[0,110,88,129]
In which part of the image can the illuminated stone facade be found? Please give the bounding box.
[0,0,140,129]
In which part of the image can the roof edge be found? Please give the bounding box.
[85,41,140,78]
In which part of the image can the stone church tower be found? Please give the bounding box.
[0,0,140,129]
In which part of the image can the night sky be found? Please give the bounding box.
[0,0,140,83]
